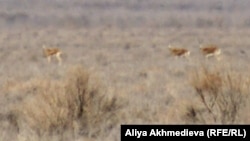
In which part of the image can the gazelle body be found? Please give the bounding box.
[199,44,221,60]
[168,45,190,58]
[42,45,62,65]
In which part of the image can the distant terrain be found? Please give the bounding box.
[0,0,250,28]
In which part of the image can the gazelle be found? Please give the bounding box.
[168,44,190,58]
[42,45,62,65]
[199,44,221,60]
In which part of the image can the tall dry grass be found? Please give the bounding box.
[1,65,122,140]
[64,66,122,137]
[186,66,250,124]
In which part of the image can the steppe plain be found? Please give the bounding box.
[0,0,250,140]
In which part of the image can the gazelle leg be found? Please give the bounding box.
[47,56,51,63]
[56,53,62,65]
[216,55,221,61]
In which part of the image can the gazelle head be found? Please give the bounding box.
[168,44,174,49]
[42,45,47,57]
[42,44,47,49]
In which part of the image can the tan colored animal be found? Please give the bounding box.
[42,45,62,65]
[168,44,190,58]
[199,44,221,60]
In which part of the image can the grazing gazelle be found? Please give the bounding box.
[42,45,62,65]
[168,44,190,58]
[199,44,221,60]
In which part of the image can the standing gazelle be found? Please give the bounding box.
[199,44,221,60]
[168,44,190,59]
[42,45,62,65]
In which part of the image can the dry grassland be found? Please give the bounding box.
[0,0,250,141]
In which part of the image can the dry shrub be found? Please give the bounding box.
[16,79,71,135]
[186,67,250,124]
[64,66,122,137]
[10,65,121,137]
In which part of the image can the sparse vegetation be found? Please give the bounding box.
[0,0,250,141]
[1,66,122,140]
[186,67,250,124]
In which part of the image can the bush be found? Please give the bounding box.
[186,67,249,124]
[11,65,122,137]
[64,66,121,137]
